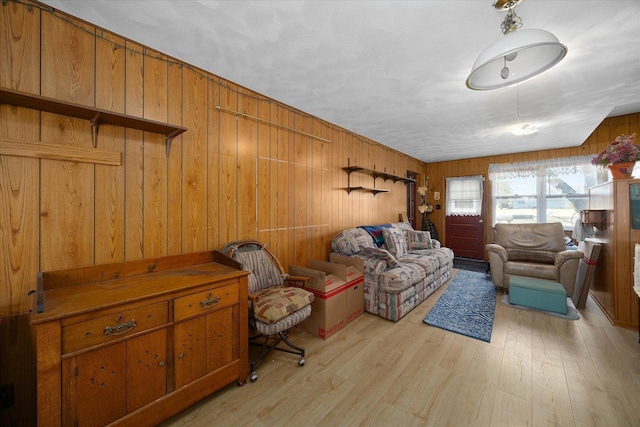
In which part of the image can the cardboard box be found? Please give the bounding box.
[329,254,365,323]
[288,259,364,339]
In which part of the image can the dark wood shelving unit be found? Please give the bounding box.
[343,165,417,185]
[342,159,416,195]
[0,87,187,157]
[344,185,390,195]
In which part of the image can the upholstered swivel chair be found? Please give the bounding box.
[222,240,313,382]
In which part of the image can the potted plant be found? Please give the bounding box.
[591,133,639,178]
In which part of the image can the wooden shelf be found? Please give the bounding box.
[0,87,187,157]
[345,186,390,195]
[342,160,415,195]
[342,166,416,184]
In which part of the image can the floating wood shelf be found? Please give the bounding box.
[0,87,187,157]
[343,166,417,184]
[345,186,390,195]
[342,159,416,195]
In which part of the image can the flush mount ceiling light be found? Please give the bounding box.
[466,0,567,91]
[512,123,538,135]
[511,85,538,135]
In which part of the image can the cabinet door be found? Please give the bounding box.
[62,342,127,427]
[207,305,237,372]
[126,329,167,412]
[174,316,207,388]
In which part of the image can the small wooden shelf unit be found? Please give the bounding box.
[31,250,249,427]
[343,159,416,195]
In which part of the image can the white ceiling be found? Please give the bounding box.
[40,0,640,163]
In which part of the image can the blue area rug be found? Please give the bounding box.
[423,270,496,342]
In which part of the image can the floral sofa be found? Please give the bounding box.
[331,222,454,321]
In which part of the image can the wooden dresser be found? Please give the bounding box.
[31,250,249,427]
[588,179,640,329]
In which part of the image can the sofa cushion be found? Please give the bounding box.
[398,253,439,275]
[507,249,556,264]
[360,246,400,268]
[379,262,425,292]
[383,227,408,257]
[406,230,432,250]
[332,228,375,255]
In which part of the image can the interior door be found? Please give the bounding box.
[445,176,485,259]
[446,214,485,259]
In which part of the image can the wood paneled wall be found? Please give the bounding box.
[0,3,424,423]
[426,113,640,251]
[1,2,637,424]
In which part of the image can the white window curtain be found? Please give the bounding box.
[445,175,483,216]
[488,155,594,179]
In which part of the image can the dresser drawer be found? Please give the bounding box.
[174,282,239,321]
[61,302,169,354]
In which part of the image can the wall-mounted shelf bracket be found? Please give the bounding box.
[165,130,184,157]
[90,112,101,148]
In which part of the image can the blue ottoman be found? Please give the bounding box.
[508,276,567,314]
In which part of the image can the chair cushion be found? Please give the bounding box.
[494,222,565,251]
[383,227,408,257]
[250,286,314,324]
[406,230,432,250]
[507,249,556,264]
[255,304,312,335]
[233,248,284,293]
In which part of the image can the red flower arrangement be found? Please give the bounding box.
[591,133,639,167]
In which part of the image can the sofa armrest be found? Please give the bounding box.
[485,243,507,262]
[554,250,584,267]
[430,240,442,249]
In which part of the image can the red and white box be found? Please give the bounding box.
[289,258,363,339]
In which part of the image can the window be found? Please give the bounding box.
[488,156,607,229]
[445,175,483,216]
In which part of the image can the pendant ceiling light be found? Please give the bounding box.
[466,0,567,91]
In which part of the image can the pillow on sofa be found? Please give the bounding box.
[360,246,400,268]
[382,227,408,257]
[406,230,432,250]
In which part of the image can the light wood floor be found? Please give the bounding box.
[161,271,640,426]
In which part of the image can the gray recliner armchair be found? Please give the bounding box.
[486,222,584,294]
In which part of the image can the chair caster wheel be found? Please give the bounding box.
[250,371,258,382]
[298,357,305,366]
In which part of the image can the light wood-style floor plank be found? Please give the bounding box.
[161,271,640,427]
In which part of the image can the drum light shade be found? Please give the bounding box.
[466,28,567,90]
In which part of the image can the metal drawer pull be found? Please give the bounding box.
[104,319,136,336]
[200,293,220,308]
